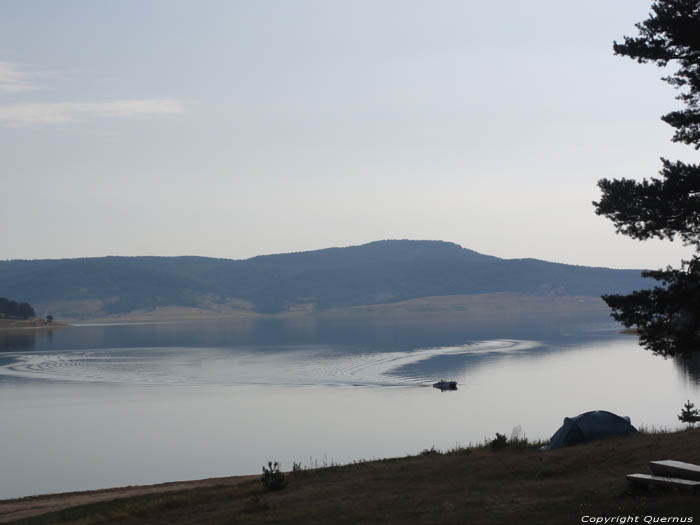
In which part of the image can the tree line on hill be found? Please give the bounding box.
[0,297,36,319]
[0,240,648,318]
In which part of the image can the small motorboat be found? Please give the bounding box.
[432,380,457,391]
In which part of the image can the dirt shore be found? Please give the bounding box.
[0,474,257,523]
[0,319,68,332]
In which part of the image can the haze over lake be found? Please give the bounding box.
[2,312,698,500]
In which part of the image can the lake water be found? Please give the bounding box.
[1,313,699,500]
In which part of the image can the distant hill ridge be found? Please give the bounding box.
[0,240,647,318]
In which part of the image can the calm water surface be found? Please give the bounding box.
[1,314,699,499]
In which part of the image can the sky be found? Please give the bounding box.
[1,0,697,269]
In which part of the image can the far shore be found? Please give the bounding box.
[50,292,611,325]
[0,318,69,332]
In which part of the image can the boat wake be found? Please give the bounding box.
[0,340,541,387]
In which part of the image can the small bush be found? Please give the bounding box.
[420,445,440,456]
[261,461,287,491]
[490,433,508,451]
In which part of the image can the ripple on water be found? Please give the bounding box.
[0,340,542,387]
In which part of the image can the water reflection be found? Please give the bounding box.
[1,310,618,355]
[0,312,638,388]
[0,339,546,387]
[0,329,38,351]
[675,352,700,384]
[0,311,627,388]
[1,317,699,500]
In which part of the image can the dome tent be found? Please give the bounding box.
[542,410,638,451]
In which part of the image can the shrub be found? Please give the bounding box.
[261,461,287,491]
[490,433,508,451]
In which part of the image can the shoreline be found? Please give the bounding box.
[1,429,698,523]
[0,319,69,332]
[0,474,258,523]
[50,293,610,325]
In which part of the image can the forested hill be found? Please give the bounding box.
[0,240,648,318]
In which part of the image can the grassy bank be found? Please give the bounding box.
[7,429,700,524]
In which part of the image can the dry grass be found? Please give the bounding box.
[8,429,700,524]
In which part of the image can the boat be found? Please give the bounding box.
[432,380,457,391]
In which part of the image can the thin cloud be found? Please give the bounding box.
[0,98,185,126]
[0,61,38,93]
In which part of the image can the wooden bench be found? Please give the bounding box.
[626,473,700,490]
[649,460,700,481]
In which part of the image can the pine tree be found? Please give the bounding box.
[677,399,700,428]
[594,1,700,357]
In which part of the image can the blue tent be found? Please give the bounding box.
[542,410,638,450]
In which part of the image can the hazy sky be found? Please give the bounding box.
[1,1,696,268]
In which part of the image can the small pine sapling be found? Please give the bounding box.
[490,433,508,451]
[261,461,287,491]
[678,400,700,429]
